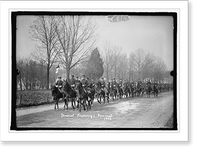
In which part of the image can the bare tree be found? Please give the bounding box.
[129,49,147,80]
[153,57,167,81]
[55,16,97,81]
[141,53,155,79]
[117,53,128,80]
[102,41,122,81]
[29,16,59,89]
[102,41,114,80]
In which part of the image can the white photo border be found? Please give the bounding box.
[0,1,188,141]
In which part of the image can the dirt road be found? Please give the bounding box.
[16,91,174,128]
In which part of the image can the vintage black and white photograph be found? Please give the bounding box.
[12,12,177,130]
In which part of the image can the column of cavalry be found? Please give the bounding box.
[51,75,172,112]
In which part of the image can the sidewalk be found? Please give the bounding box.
[16,99,99,117]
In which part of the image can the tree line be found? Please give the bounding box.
[17,15,172,90]
[17,57,57,90]
[17,44,171,90]
[101,41,172,82]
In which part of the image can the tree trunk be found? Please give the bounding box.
[19,73,22,90]
[46,66,50,89]
[106,66,109,81]
[66,65,70,82]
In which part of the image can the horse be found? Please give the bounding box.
[106,82,111,102]
[51,85,66,110]
[95,82,106,104]
[75,81,90,112]
[87,85,96,106]
[140,84,146,97]
[124,84,130,98]
[146,83,152,98]
[135,86,142,97]
[117,84,124,99]
[153,84,159,97]
[130,83,136,97]
[110,84,118,100]
[63,80,77,111]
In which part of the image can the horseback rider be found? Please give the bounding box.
[70,75,76,89]
[137,79,142,88]
[154,81,158,88]
[111,78,117,88]
[81,75,88,92]
[147,79,151,86]
[55,76,63,93]
[119,79,123,88]
[123,79,128,88]
[100,78,106,88]
[88,79,95,89]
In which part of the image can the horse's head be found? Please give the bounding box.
[51,85,59,96]
[63,80,71,91]
[51,84,56,91]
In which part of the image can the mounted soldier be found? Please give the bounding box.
[123,79,127,87]
[80,75,88,92]
[88,79,95,89]
[146,79,152,98]
[100,78,106,89]
[111,78,117,88]
[69,75,76,89]
[118,79,123,99]
[153,81,159,97]
[54,76,64,93]
[147,79,151,87]
[119,79,123,88]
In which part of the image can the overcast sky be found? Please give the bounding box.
[16,15,174,70]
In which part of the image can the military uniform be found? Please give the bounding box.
[55,79,63,87]
[70,76,76,89]
[55,77,63,93]
[147,81,151,86]
[119,80,123,88]
[81,77,88,88]
[88,80,95,89]
[100,79,106,88]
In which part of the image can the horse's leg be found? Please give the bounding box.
[76,99,79,109]
[72,98,75,110]
[54,99,57,110]
[88,98,92,110]
[64,98,68,110]
[111,93,113,100]
[79,99,82,112]
[74,98,77,108]
[107,93,109,103]
[83,99,86,111]
[91,97,94,107]
[64,98,66,110]
[92,95,94,106]
[97,94,100,104]
[66,98,69,110]
[55,99,59,110]
[63,97,65,110]
[85,94,88,110]
[99,95,101,104]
